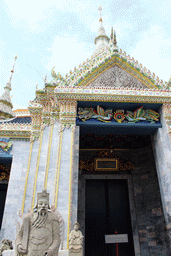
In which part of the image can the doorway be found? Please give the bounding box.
[85,179,135,256]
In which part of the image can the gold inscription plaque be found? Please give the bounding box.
[94,158,119,171]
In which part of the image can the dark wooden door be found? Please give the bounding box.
[85,179,135,256]
[0,183,8,228]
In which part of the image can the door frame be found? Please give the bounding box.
[80,174,141,256]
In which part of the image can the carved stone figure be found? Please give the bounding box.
[0,239,13,256]
[69,222,83,256]
[16,189,61,256]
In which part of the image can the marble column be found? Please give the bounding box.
[152,105,171,246]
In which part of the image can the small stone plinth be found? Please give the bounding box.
[2,250,14,256]
[59,250,69,256]
[69,249,83,256]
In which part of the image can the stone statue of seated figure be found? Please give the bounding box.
[69,222,83,256]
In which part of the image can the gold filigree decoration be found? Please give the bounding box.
[0,165,10,180]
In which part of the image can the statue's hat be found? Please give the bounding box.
[37,189,49,202]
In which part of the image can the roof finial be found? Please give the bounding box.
[36,82,38,90]
[111,26,114,41]
[98,5,102,23]
[7,55,17,90]
[94,6,110,52]
[114,30,117,46]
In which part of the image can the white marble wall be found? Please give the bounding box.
[46,122,60,200]
[57,128,72,249]
[0,123,80,251]
[35,126,50,196]
[0,140,30,241]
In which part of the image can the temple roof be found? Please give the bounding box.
[50,45,169,91]
[0,109,31,124]
[46,8,170,92]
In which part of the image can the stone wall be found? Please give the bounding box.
[132,147,169,255]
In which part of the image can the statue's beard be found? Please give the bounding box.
[32,208,48,230]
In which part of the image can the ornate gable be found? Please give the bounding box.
[51,48,170,91]
[85,64,148,89]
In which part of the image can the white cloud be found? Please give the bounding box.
[113,21,133,40]
[4,0,105,33]
[4,0,57,32]
[0,38,18,93]
[13,102,27,110]
[130,24,171,82]
[46,34,93,75]
[152,0,171,18]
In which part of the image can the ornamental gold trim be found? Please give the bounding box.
[54,130,63,208]
[21,142,33,213]
[44,124,54,189]
[95,158,119,171]
[31,130,43,210]
[67,130,74,249]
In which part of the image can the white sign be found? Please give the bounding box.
[105,234,128,244]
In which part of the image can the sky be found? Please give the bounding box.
[1,0,171,109]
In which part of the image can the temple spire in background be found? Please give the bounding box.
[0,55,17,119]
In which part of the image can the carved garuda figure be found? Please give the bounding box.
[16,189,61,256]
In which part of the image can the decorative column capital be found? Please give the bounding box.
[58,100,77,132]
[28,101,43,142]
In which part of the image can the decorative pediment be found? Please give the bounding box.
[85,64,148,89]
[51,45,170,91]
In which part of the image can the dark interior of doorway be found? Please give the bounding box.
[0,157,12,228]
[79,134,151,150]
[85,179,135,256]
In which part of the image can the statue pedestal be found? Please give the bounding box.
[69,249,83,256]
[59,250,69,256]
[2,249,69,256]
[69,253,82,256]
[2,250,14,256]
